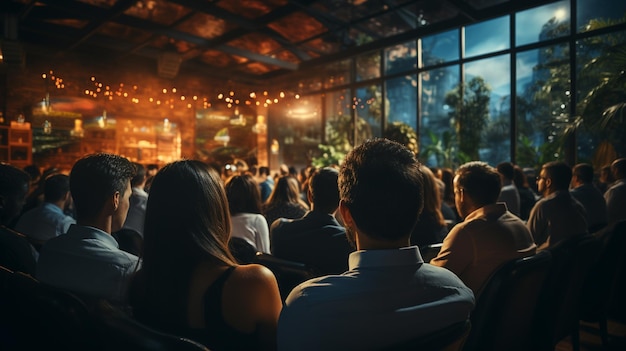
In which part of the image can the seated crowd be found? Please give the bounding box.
[0,140,625,350]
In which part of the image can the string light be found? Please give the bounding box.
[43,69,303,113]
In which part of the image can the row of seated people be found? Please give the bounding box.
[1,140,626,350]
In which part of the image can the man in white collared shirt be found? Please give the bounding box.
[16,174,75,247]
[37,154,139,304]
[278,139,474,351]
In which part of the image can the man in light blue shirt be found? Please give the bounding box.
[278,139,475,351]
[37,154,139,304]
[16,174,75,247]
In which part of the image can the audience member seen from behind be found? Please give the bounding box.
[496,162,521,217]
[278,139,474,351]
[121,162,148,237]
[430,161,536,298]
[271,167,353,275]
[225,173,271,254]
[598,164,614,194]
[513,165,537,221]
[258,166,274,202]
[527,161,587,250]
[15,174,75,249]
[0,164,37,274]
[36,154,139,304]
[605,158,626,226]
[570,163,608,232]
[410,165,448,248]
[263,175,308,227]
[130,160,282,351]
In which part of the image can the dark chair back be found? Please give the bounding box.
[113,228,144,256]
[385,320,471,351]
[463,250,552,351]
[254,252,319,300]
[420,243,443,262]
[228,237,258,264]
[531,234,602,351]
[578,220,626,348]
[92,300,210,351]
[0,269,93,350]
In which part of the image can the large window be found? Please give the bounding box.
[465,16,509,58]
[421,29,459,67]
[386,75,417,131]
[279,0,626,170]
[420,66,459,167]
[516,0,570,47]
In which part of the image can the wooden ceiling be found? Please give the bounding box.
[1,0,560,84]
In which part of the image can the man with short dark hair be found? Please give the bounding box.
[431,161,536,297]
[605,158,626,226]
[271,167,353,275]
[570,163,608,231]
[37,154,139,304]
[0,163,37,274]
[528,161,587,249]
[278,139,474,351]
[496,162,521,217]
[16,174,75,247]
[258,166,274,202]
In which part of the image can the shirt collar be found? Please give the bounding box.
[465,203,507,222]
[67,224,120,249]
[41,201,65,214]
[348,246,423,270]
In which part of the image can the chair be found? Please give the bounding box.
[1,269,93,350]
[531,234,602,351]
[112,228,144,256]
[420,243,443,262]
[91,300,210,351]
[253,252,319,300]
[577,220,626,349]
[462,250,552,351]
[385,320,471,351]
[228,237,257,264]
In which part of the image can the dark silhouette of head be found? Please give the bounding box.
[43,173,70,203]
[455,161,502,209]
[0,163,30,225]
[267,175,301,205]
[308,167,340,214]
[542,161,572,191]
[131,163,147,188]
[496,162,515,181]
[225,173,263,215]
[572,163,595,184]
[70,153,135,222]
[339,138,424,241]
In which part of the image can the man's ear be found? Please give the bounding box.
[111,191,120,212]
[339,200,353,228]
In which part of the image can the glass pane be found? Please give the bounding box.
[577,0,626,33]
[463,55,511,165]
[516,0,570,46]
[421,29,459,67]
[385,41,417,75]
[516,44,570,167]
[419,66,460,168]
[356,51,381,82]
[276,95,323,168]
[325,89,351,119]
[324,60,351,89]
[386,75,417,131]
[355,85,382,145]
[576,31,626,163]
[465,16,510,58]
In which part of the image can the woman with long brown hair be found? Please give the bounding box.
[129,160,282,351]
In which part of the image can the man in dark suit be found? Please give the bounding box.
[270,167,353,275]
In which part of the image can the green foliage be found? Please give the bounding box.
[420,130,469,168]
[383,122,418,154]
[310,115,372,168]
[444,77,491,160]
